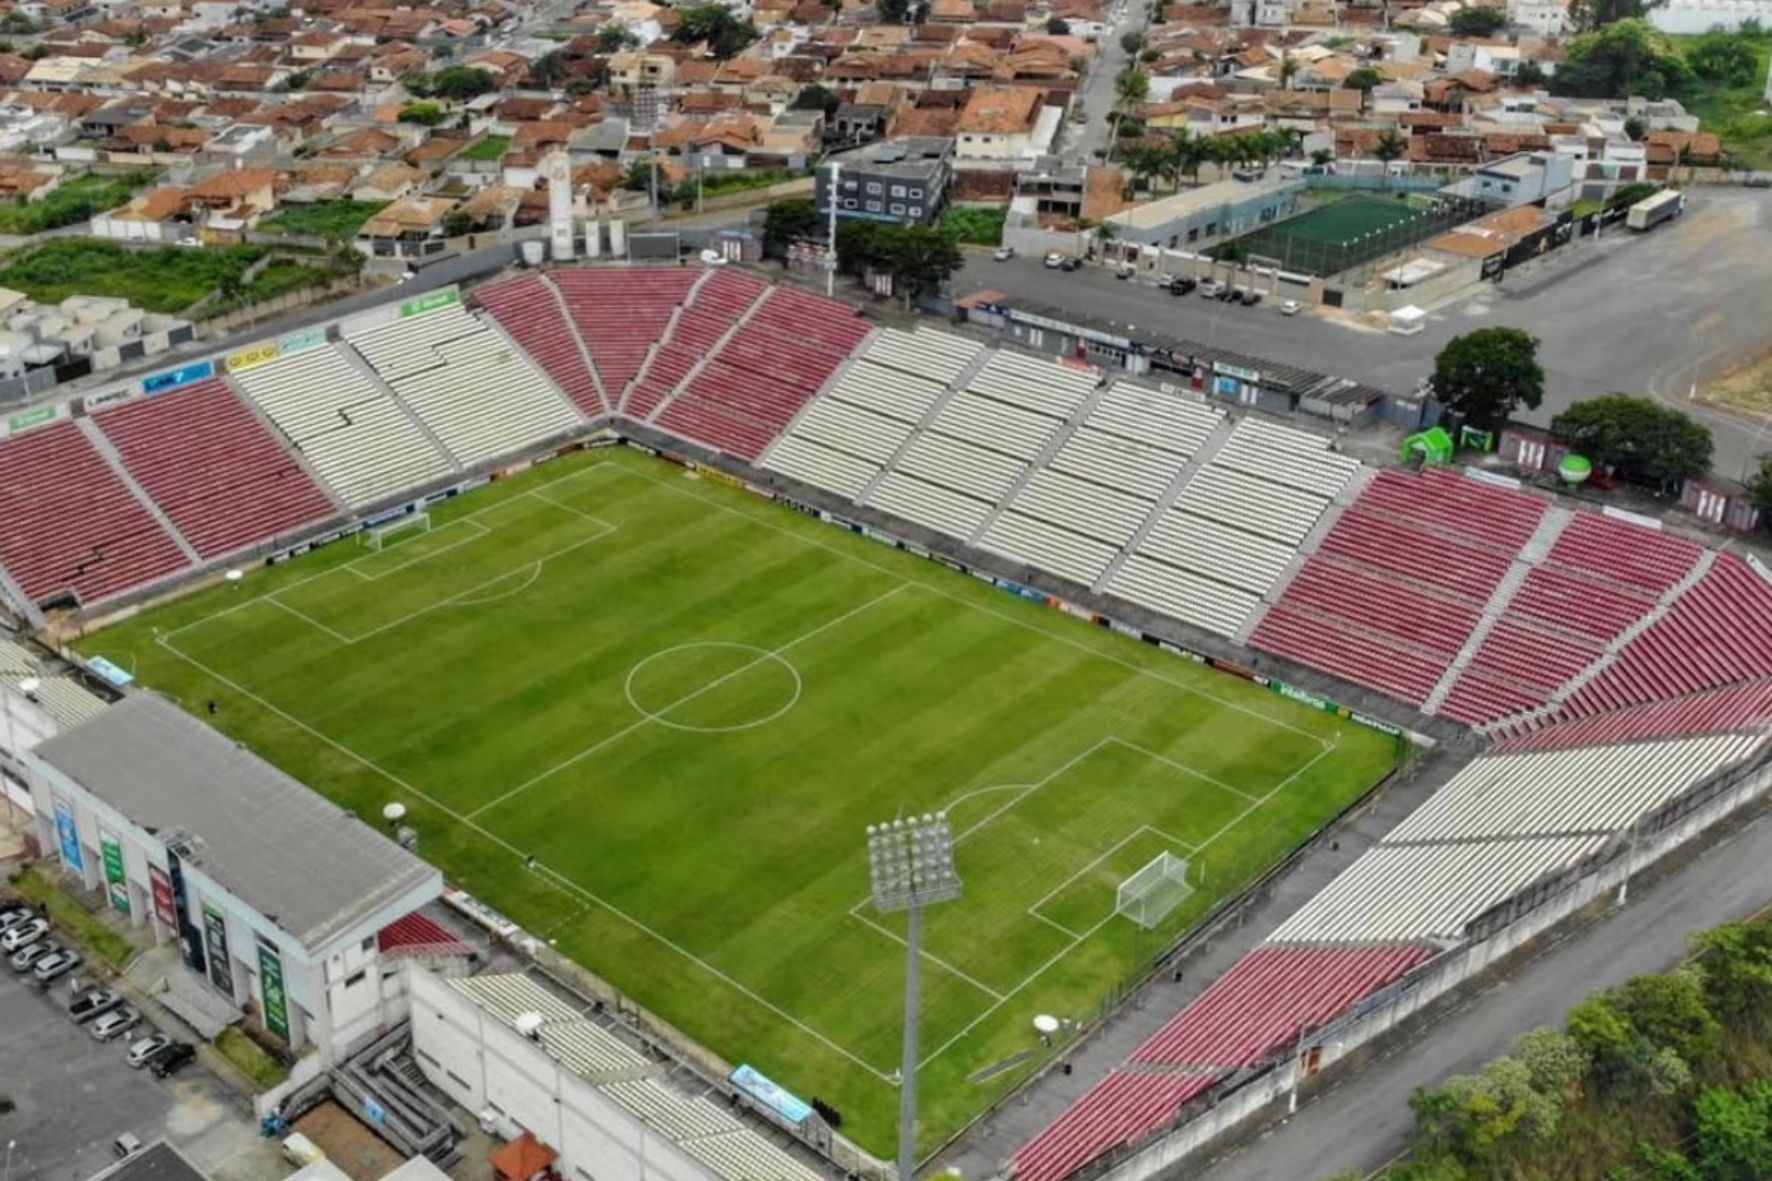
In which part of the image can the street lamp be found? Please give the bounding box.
[5,1138,17,1181]
[868,814,963,1181]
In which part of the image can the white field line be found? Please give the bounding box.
[1112,738,1261,804]
[163,460,625,642]
[264,596,352,644]
[152,629,903,1084]
[468,580,912,821]
[345,518,492,581]
[615,460,1335,750]
[847,910,1008,1002]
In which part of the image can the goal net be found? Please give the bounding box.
[360,512,431,551]
[1117,852,1191,929]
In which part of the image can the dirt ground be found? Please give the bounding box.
[293,1102,406,1181]
[1702,346,1772,421]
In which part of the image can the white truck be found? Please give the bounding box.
[1626,190,1684,232]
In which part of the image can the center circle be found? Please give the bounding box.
[624,642,802,733]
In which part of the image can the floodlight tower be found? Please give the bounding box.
[868,814,963,1181]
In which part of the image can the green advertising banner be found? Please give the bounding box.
[399,288,459,318]
[100,834,129,916]
[258,943,289,1041]
[202,903,232,994]
[4,404,59,437]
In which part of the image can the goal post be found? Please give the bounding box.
[360,511,431,551]
[1117,852,1191,929]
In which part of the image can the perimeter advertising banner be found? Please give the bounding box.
[52,796,82,872]
[149,863,176,928]
[100,832,130,916]
[202,903,232,994]
[257,943,289,1041]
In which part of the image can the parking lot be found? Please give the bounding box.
[952,187,1772,481]
[0,911,273,1181]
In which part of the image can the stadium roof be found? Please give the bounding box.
[34,692,439,953]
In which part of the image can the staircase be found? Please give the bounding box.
[336,342,463,473]
[856,346,995,505]
[538,273,613,415]
[643,281,774,425]
[966,379,1110,547]
[76,417,202,564]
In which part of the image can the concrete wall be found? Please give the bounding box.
[409,969,714,1181]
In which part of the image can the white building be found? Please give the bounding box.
[0,637,111,819]
[28,692,442,1061]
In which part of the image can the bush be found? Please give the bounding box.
[939,205,1007,245]
[214,1027,289,1090]
[11,865,135,970]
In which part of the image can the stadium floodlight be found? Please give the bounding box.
[868,814,962,1181]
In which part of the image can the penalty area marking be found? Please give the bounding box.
[623,641,803,733]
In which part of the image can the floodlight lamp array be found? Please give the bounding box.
[867,813,962,913]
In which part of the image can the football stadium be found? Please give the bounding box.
[4,261,1771,1181]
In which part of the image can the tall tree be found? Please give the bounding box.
[1450,5,1508,34]
[671,3,760,58]
[1555,19,1692,99]
[762,198,819,258]
[1570,0,1666,33]
[1429,327,1545,430]
[1550,395,1714,488]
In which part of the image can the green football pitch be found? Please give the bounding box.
[82,447,1399,1155]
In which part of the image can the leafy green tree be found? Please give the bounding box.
[1375,128,1408,164]
[1550,395,1714,488]
[1517,1027,1590,1096]
[1045,15,1070,32]
[1613,970,1721,1066]
[1344,65,1385,90]
[1745,455,1772,518]
[1570,0,1666,32]
[762,197,819,257]
[596,22,639,52]
[1516,60,1548,85]
[877,0,911,21]
[834,219,881,275]
[1569,993,1642,1090]
[1688,32,1759,84]
[1450,5,1508,34]
[793,83,840,115]
[1429,327,1544,430]
[1120,29,1146,54]
[1636,1143,1703,1181]
[1115,64,1150,109]
[421,65,498,100]
[398,101,448,126]
[1693,1084,1772,1181]
[882,223,963,302]
[1646,1045,1694,1097]
[1625,115,1649,140]
[672,3,760,58]
[1556,20,1693,99]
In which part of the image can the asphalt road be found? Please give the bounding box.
[1068,0,1151,160]
[1182,798,1772,1181]
[954,187,1772,482]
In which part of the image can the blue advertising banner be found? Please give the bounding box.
[729,1064,813,1125]
[53,796,82,871]
[86,655,133,687]
[142,359,214,395]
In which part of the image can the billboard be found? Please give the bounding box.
[258,942,290,1041]
[149,863,176,928]
[400,288,460,318]
[100,832,129,916]
[53,796,82,871]
[202,902,232,994]
[142,359,214,395]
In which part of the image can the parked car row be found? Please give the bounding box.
[1,901,82,984]
[1,898,194,1078]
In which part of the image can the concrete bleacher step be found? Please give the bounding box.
[765,328,880,456]
[643,279,774,425]
[337,342,464,474]
[75,416,202,565]
[626,287,697,417]
[856,344,994,505]
[0,562,45,631]
[222,373,351,511]
[477,305,591,427]
[1093,413,1239,595]
[1332,463,1378,506]
[539,273,613,413]
[966,380,1109,547]
[1421,508,1573,716]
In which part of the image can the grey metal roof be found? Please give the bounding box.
[35,693,438,953]
[86,1142,210,1181]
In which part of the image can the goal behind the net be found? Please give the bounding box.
[360,511,431,551]
[1117,851,1191,929]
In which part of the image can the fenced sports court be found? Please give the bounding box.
[1213,193,1489,277]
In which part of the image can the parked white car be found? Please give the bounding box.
[1279,299,1303,316]
[92,1007,141,1042]
[126,1033,172,1068]
[2,917,48,952]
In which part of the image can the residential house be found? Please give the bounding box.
[953,83,1055,167]
[351,161,426,201]
[357,192,457,257]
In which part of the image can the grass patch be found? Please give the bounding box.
[696,168,800,197]
[237,259,332,305]
[259,200,389,240]
[1673,34,1772,169]
[215,1027,289,1089]
[461,135,509,162]
[942,205,1007,246]
[0,239,269,313]
[1698,345,1772,420]
[0,172,153,235]
[80,447,1398,1155]
[11,865,135,970]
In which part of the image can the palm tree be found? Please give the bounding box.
[1373,128,1407,188]
[1168,129,1207,187]
[1108,66,1149,164]
[1278,50,1298,90]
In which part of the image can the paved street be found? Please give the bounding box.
[952,187,1772,482]
[1067,0,1152,160]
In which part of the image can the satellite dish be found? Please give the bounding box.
[225,569,244,583]
[382,802,408,824]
